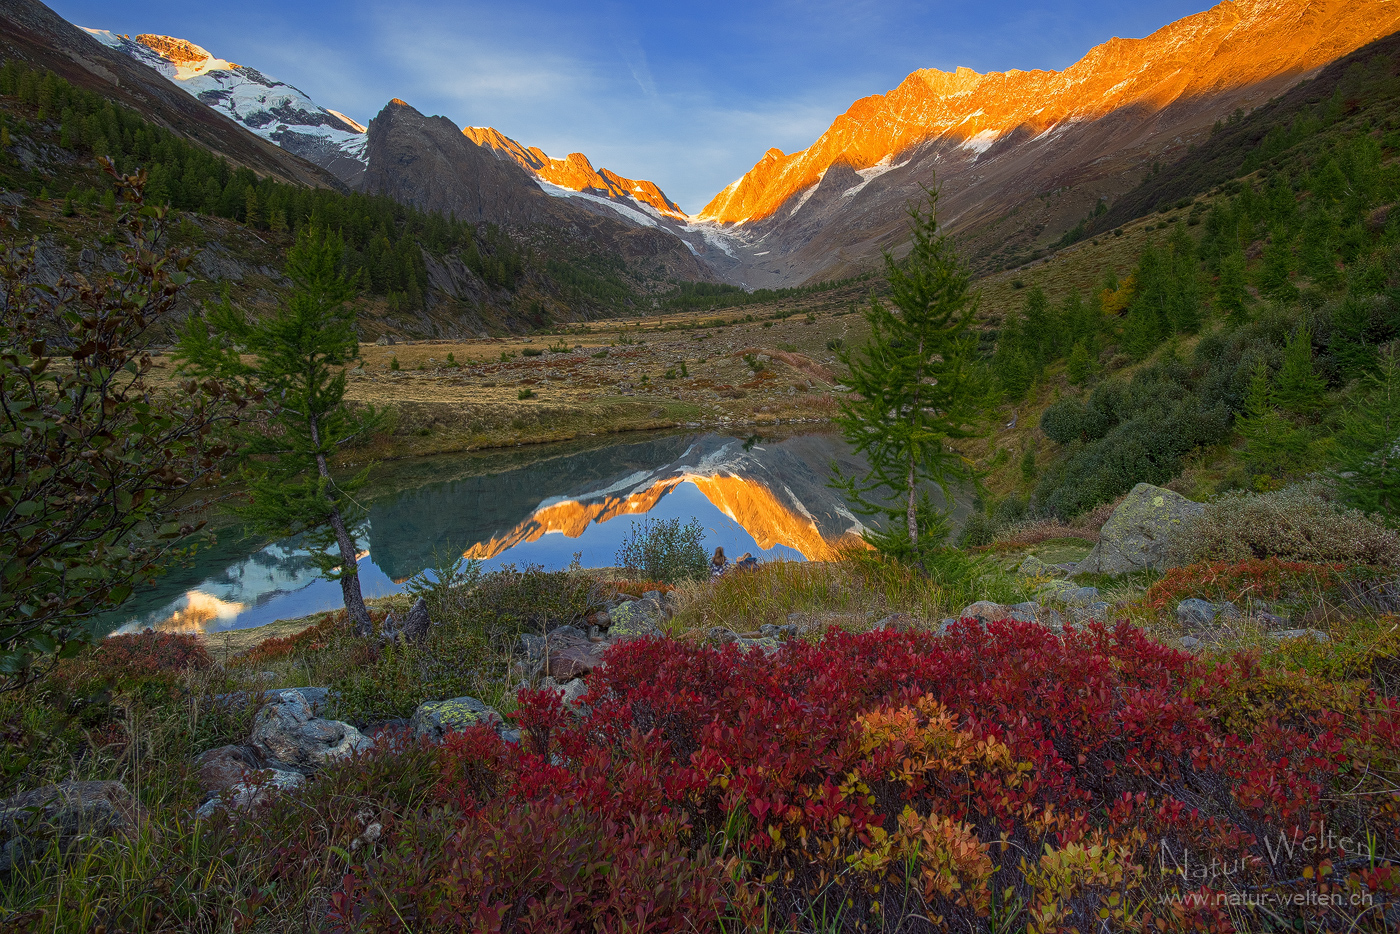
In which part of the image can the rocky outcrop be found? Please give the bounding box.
[1076,484,1205,577]
[0,781,145,873]
[250,690,373,771]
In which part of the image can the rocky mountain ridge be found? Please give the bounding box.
[697,0,1400,287]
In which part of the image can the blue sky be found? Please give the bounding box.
[53,1,1211,213]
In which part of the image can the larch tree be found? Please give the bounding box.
[833,189,990,568]
[176,228,381,635]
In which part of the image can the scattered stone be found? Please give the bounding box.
[960,601,1012,623]
[870,614,914,632]
[1,781,145,873]
[411,696,505,742]
[1267,628,1331,644]
[1035,580,1078,602]
[194,768,304,820]
[760,622,803,639]
[251,690,373,770]
[1253,611,1289,628]
[1176,599,1241,630]
[194,745,263,798]
[1179,636,1201,651]
[1008,602,1040,624]
[540,676,590,709]
[936,618,959,636]
[706,627,740,645]
[1061,586,1101,607]
[375,334,397,346]
[1076,483,1205,576]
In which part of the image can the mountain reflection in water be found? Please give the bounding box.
[114,432,886,636]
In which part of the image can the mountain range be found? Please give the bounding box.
[13,0,1400,292]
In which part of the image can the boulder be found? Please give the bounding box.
[760,622,804,639]
[1076,483,1204,576]
[250,690,373,770]
[1035,580,1078,602]
[546,640,607,680]
[1061,586,1101,607]
[540,677,590,710]
[0,781,145,874]
[608,600,664,642]
[1177,599,1241,630]
[410,696,504,742]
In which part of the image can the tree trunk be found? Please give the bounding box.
[310,414,373,637]
[906,456,918,547]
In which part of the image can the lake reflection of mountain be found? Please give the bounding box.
[117,431,900,636]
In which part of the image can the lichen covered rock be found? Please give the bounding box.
[410,696,504,742]
[1076,483,1205,576]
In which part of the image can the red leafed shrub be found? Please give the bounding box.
[607,580,676,598]
[232,610,350,666]
[95,630,212,676]
[1145,558,1348,613]
[321,622,1398,932]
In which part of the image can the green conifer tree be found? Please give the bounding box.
[176,229,381,634]
[1257,232,1298,302]
[1238,359,1310,479]
[834,190,989,567]
[1215,251,1250,326]
[1273,325,1327,418]
[1329,352,1400,522]
[1066,340,1093,386]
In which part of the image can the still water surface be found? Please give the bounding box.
[115,431,963,636]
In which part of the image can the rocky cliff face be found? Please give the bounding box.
[361,101,716,284]
[696,0,1400,287]
[464,126,687,220]
[83,28,369,188]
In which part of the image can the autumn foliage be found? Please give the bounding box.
[311,621,1399,932]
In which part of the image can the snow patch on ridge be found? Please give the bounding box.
[960,130,1002,155]
[842,154,910,198]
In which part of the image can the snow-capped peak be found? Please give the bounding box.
[82,28,368,187]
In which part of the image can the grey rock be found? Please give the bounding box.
[609,600,664,642]
[1076,483,1205,576]
[870,614,914,632]
[1254,611,1288,628]
[194,768,304,819]
[411,696,504,742]
[251,690,373,770]
[1008,602,1041,624]
[936,618,958,635]
[1177,599,1240,630]
[1017,555,1051,578]
[1,781,143,874]
[1063,587,1101,607]
[1179,636,1201,651]
[759,623,802,639]
[1035,580,1078,602]
[499,729,522,745]
[1267,628,1331,644]
[706,627,740,645]
[1067,602,1111,624]
[402,597,432,643]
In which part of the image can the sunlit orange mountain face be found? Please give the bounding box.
[464,126,688,221]
[695,0,1400,288]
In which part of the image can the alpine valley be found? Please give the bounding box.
[72,0,1400,292]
